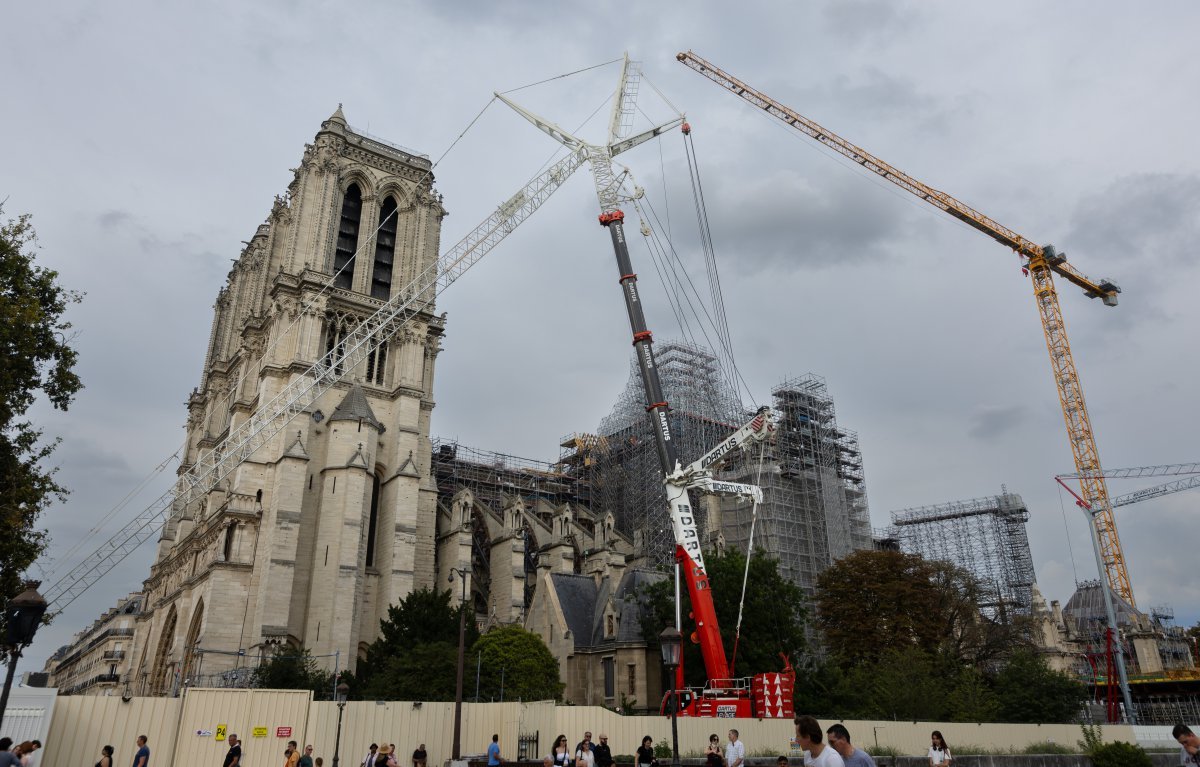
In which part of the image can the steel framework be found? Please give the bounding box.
[891,490,1036,617]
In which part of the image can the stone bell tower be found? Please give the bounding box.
[129,107,448,692]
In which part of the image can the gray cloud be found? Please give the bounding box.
[968,404,1030,440]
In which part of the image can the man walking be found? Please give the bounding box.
[133,736,150,767]
[224,735,242,767]
[725,731,745,767]
[362,744,379,767]
[824,726,872,767]
[793,718,842,767]
[592,735,612,767]
[1175,724,1200,765]
[487,735,502,767]
[301,745,315,767]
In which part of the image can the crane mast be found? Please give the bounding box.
[677,50,1135,606]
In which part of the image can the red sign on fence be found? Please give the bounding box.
[276,727,293,738]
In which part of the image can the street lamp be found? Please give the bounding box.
[331,681,350,767]
[1,581,47,726]
[659,627,682,767]
[449,567,470,761]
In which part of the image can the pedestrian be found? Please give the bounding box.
[574,733,592,758]
[224,735,242,767]
[705,735,723,767]
[636,737,656,767]
[300,745,315,767]
[0,740,19,767]
[543,758,552,767]
[412,744,427,767]
[550,736,571,767]
[927,732,951,767]
[96,745,115,767]
[362,744,379,767]
[285,740,300,767]
[11,744,34,767]
[388,745,399,767]
[25,741,41,767]
[575,741,594,767]
[824,726,873,767]
[776,757,789,767]
[592,734,612,767]
[1175,724,1200,765]
[373,745,390,767]
[487,735,502,767]
[316,759,324,767]
[132,736,150,767]
[725,731,745,767]
[793,717,842,767]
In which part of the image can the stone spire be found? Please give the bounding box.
[329,383,382,430]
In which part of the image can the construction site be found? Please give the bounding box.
[16,38,1198,736]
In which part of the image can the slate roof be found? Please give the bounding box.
[549,569,666,649]
[1062,580,1143,629]
[329,383,383,430]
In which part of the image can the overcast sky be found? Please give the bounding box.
[5,1,1198,676]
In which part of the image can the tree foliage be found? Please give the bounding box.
[471,624,564,701]
[638,549,808,688]
[252,645,331,696]
[0,209,83,633]
[992,649,1085,723]
[815,549,1028,669]
[356,587,479,700]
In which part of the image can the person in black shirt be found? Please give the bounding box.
[636,736,656,767]
[412,744,427,767]
[592,735,612,767]
[223,735,242,767]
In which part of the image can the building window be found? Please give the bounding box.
[372,197,397,299]
[324,317,347,376]
[365,474,381,568]
[605,614,615,638]
[333,183,362,290]
[223,524,236,562]
[366,343,387,386]
[602,656,615,699]
[627,663,636,696]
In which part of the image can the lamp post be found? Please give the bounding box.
[1,581,47,728]
[659,627,682,767]
[331,681,350,767]
[449,567,470,761]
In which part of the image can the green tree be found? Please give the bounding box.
[815,550,1025,669]
[356,587,479,700]
[0,209,82,634]
[252,645,331,696]
[993,649,1085,723]
[637,550,808,688]
[471,625,564,701]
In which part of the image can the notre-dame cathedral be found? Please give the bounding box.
[99,108,647,698]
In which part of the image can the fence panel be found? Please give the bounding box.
[41,695,181,767]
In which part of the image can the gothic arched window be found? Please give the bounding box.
[333,183,362,290]
[223,524,236,562]
[365,473,381,568]
[371,196,398,299]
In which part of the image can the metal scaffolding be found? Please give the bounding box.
[562,349,873,590]
[723,374,872,594]
[890,490,1036,617]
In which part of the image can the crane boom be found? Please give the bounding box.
[1057,462,1200,508]
[677,50,1135,605]
[42,150,587,611]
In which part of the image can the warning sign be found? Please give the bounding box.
[276,727,293,738]
[216,725,227,742]
[253,727,269,738]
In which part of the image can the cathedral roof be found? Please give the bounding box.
[328,104,347,126]
[329,383,383,430]
[283,431,310,460]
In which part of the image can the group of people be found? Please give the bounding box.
[540,731,615,767]
[794,719,950,767]
[0,738,41,767]
[361,741,428,767]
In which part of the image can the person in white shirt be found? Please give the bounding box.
[724,731,745,767]
[794,716,844,767]
[927,731,951,767]
[363,745,379,767]
[574,741,595,767]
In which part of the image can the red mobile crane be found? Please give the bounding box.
[496,57,796,719]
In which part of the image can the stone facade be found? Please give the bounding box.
[43,593,140,695]
[124,108,448,693]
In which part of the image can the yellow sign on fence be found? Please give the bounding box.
[215,725,227,742]
[253,727,269,738]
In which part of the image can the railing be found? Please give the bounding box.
[103,650,125,660]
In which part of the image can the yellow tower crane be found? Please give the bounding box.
[677,51,1134,604]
